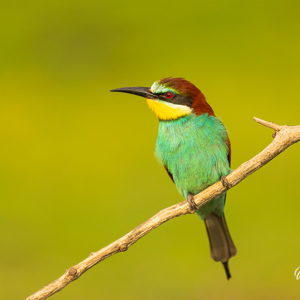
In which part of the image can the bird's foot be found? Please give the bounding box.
[221,176,232,190]
[187,193,197,213]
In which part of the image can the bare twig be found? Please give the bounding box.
[253,117,281,131]
[26,118,300,300]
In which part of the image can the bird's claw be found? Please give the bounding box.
[221,176,232,190]
[187,193,197,213]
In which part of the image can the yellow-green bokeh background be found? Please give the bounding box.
[1,1,300,299]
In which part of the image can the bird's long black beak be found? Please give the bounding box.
[110,87,158,100]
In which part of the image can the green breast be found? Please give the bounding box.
[155,114,231,219]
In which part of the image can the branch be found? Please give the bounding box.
[26,118,300,300]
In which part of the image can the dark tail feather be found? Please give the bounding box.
[222,261,231,280]
[204,213,237,280]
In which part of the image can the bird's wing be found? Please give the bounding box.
[163,133,231,189]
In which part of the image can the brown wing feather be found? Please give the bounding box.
[225,136,231,167]
[164,165,174,183]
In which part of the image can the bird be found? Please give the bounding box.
[111,77,237,279]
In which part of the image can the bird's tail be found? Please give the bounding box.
[204,213,237,280]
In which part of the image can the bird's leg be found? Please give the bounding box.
[221,176,232,190]
[187,193,197,212]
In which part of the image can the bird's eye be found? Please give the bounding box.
[165,92,173,99]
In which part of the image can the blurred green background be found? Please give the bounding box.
[1,0,300,299]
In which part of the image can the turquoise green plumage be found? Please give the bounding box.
[155,114,230,219]
[111,77,237,279]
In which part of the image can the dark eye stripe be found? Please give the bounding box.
[154,92,192,107]
[163,95,192,107]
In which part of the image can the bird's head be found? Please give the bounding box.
[111,77,214,121]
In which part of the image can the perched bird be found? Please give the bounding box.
[111,77,237,279]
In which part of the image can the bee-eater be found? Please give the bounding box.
[111,77,237,279]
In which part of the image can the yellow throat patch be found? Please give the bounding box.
[146,99,192,121]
